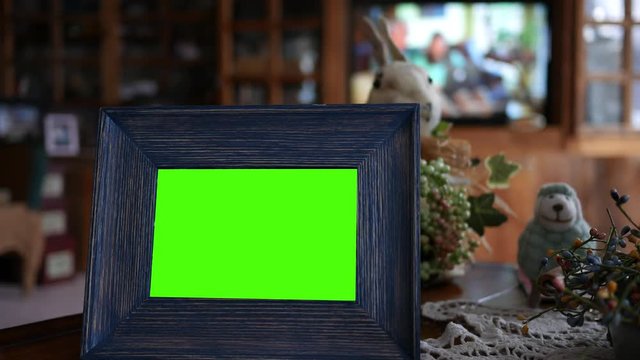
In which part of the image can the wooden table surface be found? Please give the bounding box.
[0,263,520,359]
[421,263,520,339]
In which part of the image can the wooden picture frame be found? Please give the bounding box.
[44,113,80,157]
[81,104,420,359]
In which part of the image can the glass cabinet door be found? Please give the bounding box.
[220,0,322,105]
[580,0,640,132]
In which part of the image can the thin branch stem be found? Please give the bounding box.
[563,288,599,310]
[523,306,555,324]
[598,264,640,275]
[607,208,616,232]
[616,204,640,230]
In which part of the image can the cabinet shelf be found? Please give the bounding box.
[60,14,99,22]
[4,13,99,22]
[281,73,319,83]
[122,57,209,66]
[121,11,213,23]
[229,18,321,32]
[231,73,318,82]
[4,13,49,22]
[60,56,100,65]
[282,18,321,29]
[14,56,100,65]
[167,11,214,22]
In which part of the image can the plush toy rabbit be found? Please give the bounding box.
[364,17,441,137]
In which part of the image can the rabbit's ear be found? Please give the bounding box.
[363,16,390,65]
[377,17,407,62]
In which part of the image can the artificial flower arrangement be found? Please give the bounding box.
[367,74,520,283]
[419,124,521,283]
[358,16,521,284]
[522,188,640,354]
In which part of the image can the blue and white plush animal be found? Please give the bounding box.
[518,183,591,304]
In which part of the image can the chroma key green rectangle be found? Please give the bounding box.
[149,169,358,301]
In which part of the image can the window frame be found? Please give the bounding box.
[575,0,640,134]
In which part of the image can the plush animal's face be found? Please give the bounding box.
[536,192,578,232]
[367,62,442,137]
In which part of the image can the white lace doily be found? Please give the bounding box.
[421,300,612,360]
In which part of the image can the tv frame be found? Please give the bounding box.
[350,0,560,127]
[81,104,421,359]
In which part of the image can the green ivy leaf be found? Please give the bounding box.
[485,153,521,189]
[431,121,452,139]
[467,193,508,236]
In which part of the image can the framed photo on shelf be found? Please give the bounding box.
[82,104,420,359]
[44,113,80,157]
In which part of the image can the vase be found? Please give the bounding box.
[609,322,640,360]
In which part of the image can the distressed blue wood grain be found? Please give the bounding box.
[82,104,420,359]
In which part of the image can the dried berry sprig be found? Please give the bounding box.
[611,189,640,229]
[523,188,640,332]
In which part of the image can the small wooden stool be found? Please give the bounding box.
[0,203,44,294]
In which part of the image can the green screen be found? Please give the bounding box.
[150,169,357,301]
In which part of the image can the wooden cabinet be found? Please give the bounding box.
[0,0,348,106]
[0,0,349,273]
[217,0,346,105]
[0,0,221,106]
[116,0,219,105]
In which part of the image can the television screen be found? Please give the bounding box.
[351,2,550,125]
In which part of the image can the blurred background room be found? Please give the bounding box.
[3,0,640,329]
